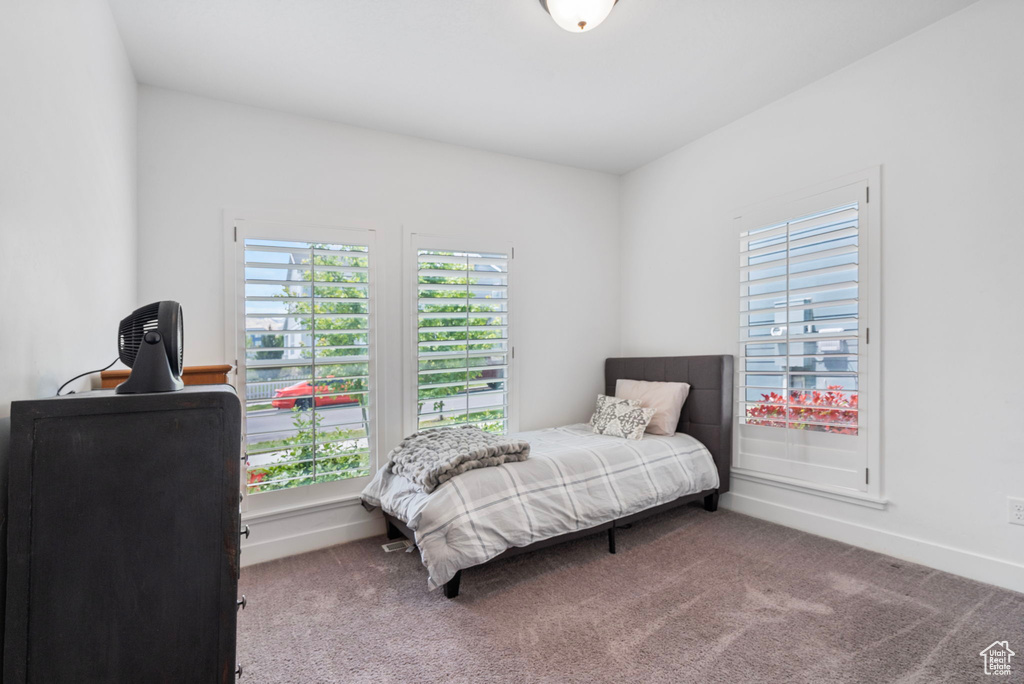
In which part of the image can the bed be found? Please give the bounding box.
[362,355,733,598]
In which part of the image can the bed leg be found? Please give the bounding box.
[703,492,719,512]
[444,570,462,599]
[385,519,403,540]
[608,526,617,554]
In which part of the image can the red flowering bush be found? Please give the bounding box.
[746,385,858,435]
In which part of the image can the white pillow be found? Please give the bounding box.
[590,394,655,441]
[615,379,690,435]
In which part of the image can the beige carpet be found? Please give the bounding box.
[237,506,1024,683]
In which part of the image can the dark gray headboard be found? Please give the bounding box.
[605,355,733,494]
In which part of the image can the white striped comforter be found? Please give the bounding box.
[360,424,719,590]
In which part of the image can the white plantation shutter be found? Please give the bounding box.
[233,225,376,496]
[413,244,511,434]
[737,178,879,493]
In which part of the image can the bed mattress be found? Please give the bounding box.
[360,424,719,590]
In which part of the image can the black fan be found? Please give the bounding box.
[115,301,185,394]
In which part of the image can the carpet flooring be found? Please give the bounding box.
[237,506,1024,683]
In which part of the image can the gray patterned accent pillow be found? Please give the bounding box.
[588,394,637,426]
[590,394,656,440]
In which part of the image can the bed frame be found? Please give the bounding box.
[383,354,734,599]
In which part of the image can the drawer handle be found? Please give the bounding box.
[236,664,244,678]
[241,525,250,539]
[237,595,247,610]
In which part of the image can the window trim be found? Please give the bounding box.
[404,232,518,437]
[733,167,882,502]
[225,213,381,515]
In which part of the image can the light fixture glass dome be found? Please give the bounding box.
[541,0,618,33]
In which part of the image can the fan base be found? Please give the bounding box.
[115,337,184,394]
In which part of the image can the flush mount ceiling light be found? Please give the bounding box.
[540,0,618,33]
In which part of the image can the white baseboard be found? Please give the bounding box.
[723,492,1024,595]
[240,508,384,567]
[237,488,1024,595]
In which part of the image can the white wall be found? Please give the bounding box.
[0,0,137,648]
[59,0,1019,588]
[136,87,622,562]
[619,0,1024,592]
[0,0,137,413]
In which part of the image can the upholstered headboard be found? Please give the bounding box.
[605,355,733,494]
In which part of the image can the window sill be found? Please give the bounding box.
[241,470,372,516]
[242,493,367,524]
[731,468,888,510]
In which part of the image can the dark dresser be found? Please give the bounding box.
[4,385,243,683]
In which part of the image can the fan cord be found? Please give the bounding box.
[56,358,119,396]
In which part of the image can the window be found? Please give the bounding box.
[231,222,376,497]
[410,240,512,434]
[736,174,880,493]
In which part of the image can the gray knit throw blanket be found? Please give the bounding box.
[386,426,530,493]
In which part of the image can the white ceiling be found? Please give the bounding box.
[108,0,977,174]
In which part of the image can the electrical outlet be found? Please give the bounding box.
[1009,497,1024,526]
